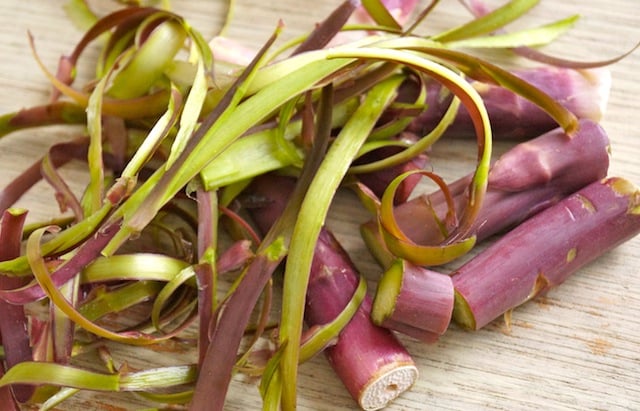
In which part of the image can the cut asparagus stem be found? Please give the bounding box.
[247,174,417,411]
[363,119,610,267]
[406,66,611,140]
[371,258,454,338]
[452,177,640,330]
[310,230,418,411]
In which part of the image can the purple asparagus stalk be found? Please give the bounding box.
[405,66,611,140]
[308,230,418,410]
[362,119,611,267]
[371,258,454,342]
[452,177,640,330]
[247,174,418,411]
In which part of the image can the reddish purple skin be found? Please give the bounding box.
[325,297,416,400]
[381,262,453,335]
[452,177,640,330]
[391,119,610,245]
[245,175,297,235]
[306,229,366,325]
[406,66,608,140]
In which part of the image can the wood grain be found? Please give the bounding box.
[0,1,639,410]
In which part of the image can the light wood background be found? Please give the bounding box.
[0,1,639,410]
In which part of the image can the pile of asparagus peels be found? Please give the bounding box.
[0,0,638,410]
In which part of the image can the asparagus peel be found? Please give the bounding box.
[461,0,640,69]
[191,78,340,410]
[0,102,86,139]
[0,138,91,213]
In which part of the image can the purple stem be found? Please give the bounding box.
[372,259,454,340]
[452,177,640,330]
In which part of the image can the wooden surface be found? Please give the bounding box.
[1,1,639,410]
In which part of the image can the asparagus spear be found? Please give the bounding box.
[371,258,454,341]
[308,229,418,411]
[247,174,417,411]
[453,177,640,330]
[362,119,611,267]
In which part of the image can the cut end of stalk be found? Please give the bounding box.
[359,364,418,411]
[452,290,476,330]
[371,259,404,325]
